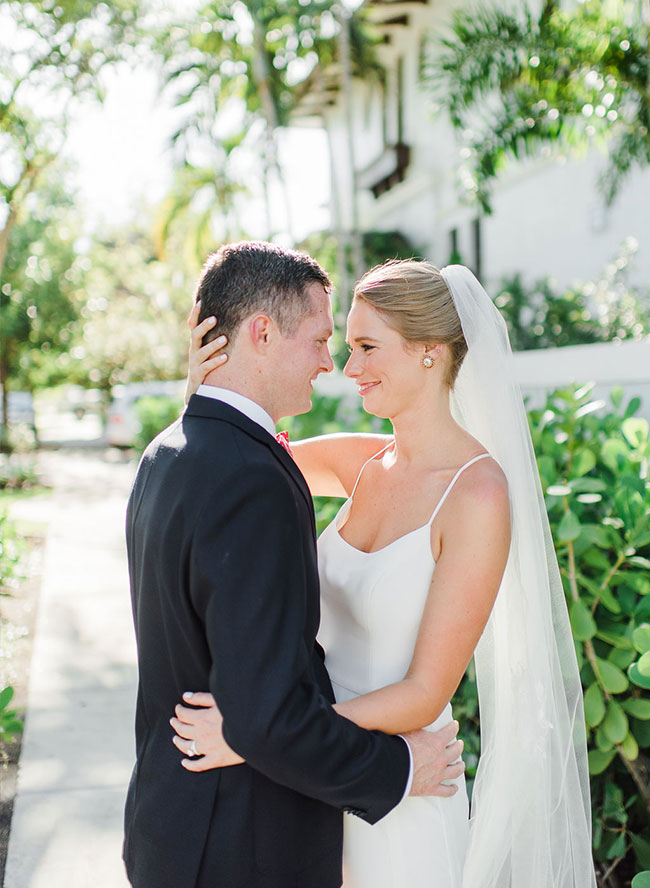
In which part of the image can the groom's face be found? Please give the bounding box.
[272,283,334,417]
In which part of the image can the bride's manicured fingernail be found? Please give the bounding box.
[216,335,227,344]
[183,691,194,699]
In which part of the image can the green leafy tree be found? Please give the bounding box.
[62,226,193,399]
[0,0,143,276]
[424,0,650,212]
[0,177,83,447]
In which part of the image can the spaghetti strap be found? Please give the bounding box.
[426,452,491,526]
[349,440,395,500]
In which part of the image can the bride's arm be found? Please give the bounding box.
[334,469,511,734]
[185,305,391,497]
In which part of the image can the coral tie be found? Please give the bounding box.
[275,430,293,457]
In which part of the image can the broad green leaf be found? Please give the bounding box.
[596,657,629,693]
[631,834,650,870]
[602,699,628,744]
[572,448,596,476]
[633,624,650,654]
[622,417,649,449]
[584,682,605,727]
[536,454,556,486]
[0,686,14,711]
[631,873,650,888]
[602,438,629,472]
[622,574,650,595]
[595,724,613,751]
[624,396,642,419]
[629,556,650,571]
[638,651,650,677]
[622,698,650,720]
[606,830,627,859]
[596,630,632,649]
[557,510,581,542]
[596,585,622,615]
[628,662,650,690]
[630,529,650,548]
[577,523,611,548]
[570,599,596,640]
[620,732,639,761]
[609,648,637,670]
[568,478,607,493]
[610,387,623,409]
[588,748,615,775]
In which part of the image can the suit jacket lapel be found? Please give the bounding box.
[185,395,316,536]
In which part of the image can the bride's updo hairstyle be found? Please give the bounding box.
[353,259,468,389]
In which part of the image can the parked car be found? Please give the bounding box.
[106,380,185,447]
[0,391,37,433]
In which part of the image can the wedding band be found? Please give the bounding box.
[187,740,198,757]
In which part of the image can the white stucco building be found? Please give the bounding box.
[294,0,650,291]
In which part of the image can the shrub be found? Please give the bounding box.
[134,396,183,454]
[0,512,21,595]
[494,242,650,351]
[0,686,22,745]
[528,383,650,882]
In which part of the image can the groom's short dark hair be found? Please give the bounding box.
[195,241,332,345]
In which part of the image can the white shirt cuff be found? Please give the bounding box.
[398,735,414,801]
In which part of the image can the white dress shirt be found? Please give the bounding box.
[196,384,276,437]
[194,383,414,801]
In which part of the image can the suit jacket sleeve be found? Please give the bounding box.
[189,463,410,824]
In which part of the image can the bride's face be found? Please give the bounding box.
[344,299,434,419]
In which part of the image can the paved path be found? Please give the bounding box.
[5,450,137,888]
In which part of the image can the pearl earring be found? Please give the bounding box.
[422,355,435,369]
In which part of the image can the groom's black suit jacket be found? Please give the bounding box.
[124,394,410,888]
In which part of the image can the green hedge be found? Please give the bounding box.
[287,384,650,882]
[135,396,184,454]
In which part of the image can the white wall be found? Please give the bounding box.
[315,339,650,423]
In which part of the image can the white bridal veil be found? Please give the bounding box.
[440,266,597,888]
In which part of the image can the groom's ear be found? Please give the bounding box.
[248,313,275,351]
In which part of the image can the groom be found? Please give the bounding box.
[124,241,463,888]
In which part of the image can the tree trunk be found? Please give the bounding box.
[250,7,295,241]
[324,116,351,314]
[337,7,364,282]
[0,353,10,453]
[0,202,18,283]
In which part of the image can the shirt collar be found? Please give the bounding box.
[196,385,276,438]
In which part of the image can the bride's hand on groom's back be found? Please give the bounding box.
[404,720,465,798]
[185,302,229,404]
[170,690,245,771]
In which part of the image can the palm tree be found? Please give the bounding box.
[423,0,650,212]
[158,1,342,242]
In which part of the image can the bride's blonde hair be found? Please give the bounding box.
[353,259,468,389]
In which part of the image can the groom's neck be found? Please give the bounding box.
[202,362,275,420]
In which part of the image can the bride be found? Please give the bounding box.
[171,259,596,887]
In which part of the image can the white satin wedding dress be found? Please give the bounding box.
[317,446,490,888]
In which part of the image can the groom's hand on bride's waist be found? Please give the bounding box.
[404,720,465,798]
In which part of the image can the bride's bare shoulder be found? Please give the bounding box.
[442,453,510,528]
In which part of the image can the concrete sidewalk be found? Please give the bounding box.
[5,451,137,888]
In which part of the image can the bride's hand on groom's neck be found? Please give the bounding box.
[185,301,229,403]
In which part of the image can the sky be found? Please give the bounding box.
[67,62,331,242]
